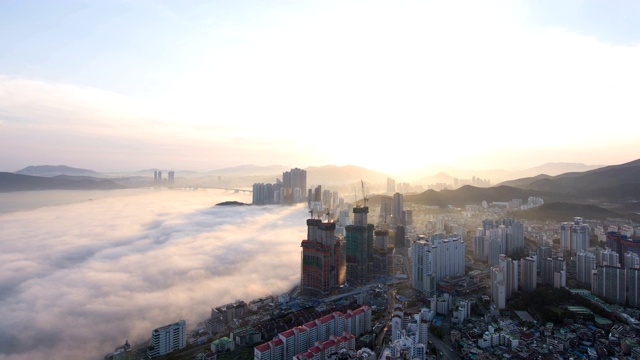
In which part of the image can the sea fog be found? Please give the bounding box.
[0,189,308,359]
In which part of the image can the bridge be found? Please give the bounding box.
[172,187,253,193]
[219,188,252,193]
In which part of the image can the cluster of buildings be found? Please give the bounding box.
[252,168,307,205]
[108,172,640,360]
[381,306,432,359]
[152,170,175,187]
[300,190,409,296]
[575,232,640,308]
[253,305,372,360]
[411,234,466,297]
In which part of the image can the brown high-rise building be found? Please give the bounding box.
[300,219,345,296]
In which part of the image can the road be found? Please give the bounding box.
[429,333,460,360]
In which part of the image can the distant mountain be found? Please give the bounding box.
[522,162,604,177]
[15,165,100,177]
[497,174,554,189]
[0,172,124,191]
[402,157,639,216]
[305,165,389,186]
[404,185,551,208]
[503,158,640,194]
[411,162,604,186]
[207,164,291,177]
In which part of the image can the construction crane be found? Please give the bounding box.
[353,185,360,207]
[361,179,368,208]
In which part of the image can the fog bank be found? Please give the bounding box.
[0,189,307,359]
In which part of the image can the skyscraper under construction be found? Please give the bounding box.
[300,218,346,296]
[345,206,374,286]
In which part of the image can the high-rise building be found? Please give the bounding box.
[153,170,163,186]
[507,221,525,255]
[594,265,626,305]
[536,246,553,272]
[372,230,390,276]
[473,233,488,261]
[571,217,590,255]
[576,251,597,285]
[541,256,565,288]
[560,222,571,253]
[392,192,404,226]
[625,251,640,269]
[628,268,640,308]
[168,171,175,187]
[322,189,332,211]
[607,232,640,267]
[430,234,466,280]
[560,217,591,255]
[147,320,186,358]
[379,195,393,225]
[412,240,436,297]
[599,248,620,267]
[395,225,406,248]
[282,168,307,204]
[411,234,465,297]
[499,254,518,298]
[345,206,374,286]
[488,237,501,266]
[491,266,506,309]
[300,219,345,296]
[253,183,280,205]
[520,257,537,292]
[387,177,396,195]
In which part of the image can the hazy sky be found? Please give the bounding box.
[0,189,306,360]
[1,0,639,174]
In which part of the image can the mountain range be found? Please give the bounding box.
[3,160,639,221]
[403,158,640,222]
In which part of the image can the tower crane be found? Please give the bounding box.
[361,179,368,208]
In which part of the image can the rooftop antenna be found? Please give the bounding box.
[325,208,331,222]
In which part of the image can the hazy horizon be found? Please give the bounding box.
[0,189,307,360]
[1,0,639,175]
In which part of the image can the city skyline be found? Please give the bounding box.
[1,0,639,175]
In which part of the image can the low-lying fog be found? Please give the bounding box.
[0,189,307,359]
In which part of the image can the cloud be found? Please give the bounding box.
[0,189,308,360]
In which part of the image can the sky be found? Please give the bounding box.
[1,0,639,175]
[0,189,307,360]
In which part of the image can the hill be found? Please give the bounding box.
[15,165,100,177]
[403,185,552,208]
[410,162,603,186]
[0,172,124,191]
[505,158,640,194]
[509,202,618,222]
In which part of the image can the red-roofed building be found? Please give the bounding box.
[270,338,284,360]
[293,351,316,360]
[323,339,337,357]
[332,312,346,336]
[303,321,318,347]
[316,314,335,343]
[256,306,370,360]
[254,342,271,360]
[278,329,296,360]
[293,326,309,355]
